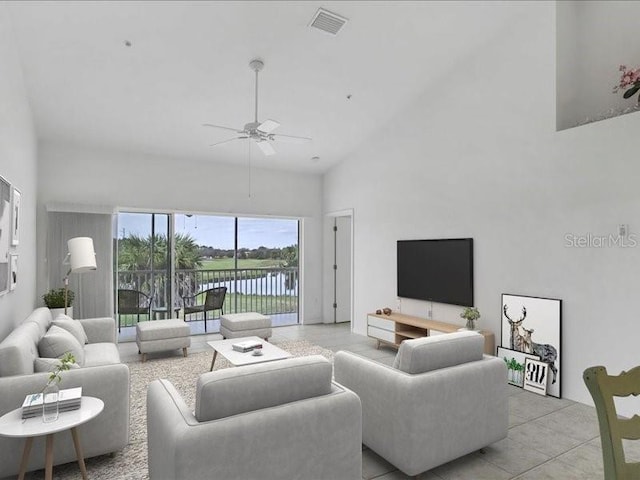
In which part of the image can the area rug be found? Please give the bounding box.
[28,339,333,480]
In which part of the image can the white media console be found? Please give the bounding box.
[367,312,495,355]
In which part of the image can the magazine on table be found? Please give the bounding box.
[231,340,263,352]
[21,387,82,418]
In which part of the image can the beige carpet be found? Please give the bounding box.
[27,339,333,480]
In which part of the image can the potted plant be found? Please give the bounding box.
[42,352,76,422]
[460,307,480,331]
[43,288,75,318]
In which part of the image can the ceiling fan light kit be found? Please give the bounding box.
[203,58,311,156]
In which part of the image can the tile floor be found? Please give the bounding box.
[119,322,608,479]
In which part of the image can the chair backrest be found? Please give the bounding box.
[204,287,227,310]
[583,365,640,480]
[118,289,150,314]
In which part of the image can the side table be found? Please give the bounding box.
[152,306,181,320]
[0,396,104,480]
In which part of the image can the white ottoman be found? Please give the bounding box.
[136,319,191,362]
[220,312,272,340]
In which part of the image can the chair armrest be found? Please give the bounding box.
[78,317,117,343]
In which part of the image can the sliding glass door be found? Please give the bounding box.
[116,212,299,340]
[116,213,171,337]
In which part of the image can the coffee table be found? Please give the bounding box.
[207,336,292,371]
[0,396,104,480]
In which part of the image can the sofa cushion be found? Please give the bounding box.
[0,322,41,377]
[394,331,484,374]
[38,325,85,366]
[53,317,89,345]
[83,343,121,367]
[34,357,81,373]
[21,307,53,338]
[195,355,332,422]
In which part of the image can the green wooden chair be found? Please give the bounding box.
[583,365,640,480]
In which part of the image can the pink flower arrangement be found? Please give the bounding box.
[613,65,640,101]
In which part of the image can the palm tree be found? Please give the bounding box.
[118,234,202,298]
[118,233,202,271]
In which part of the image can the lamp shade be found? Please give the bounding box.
[67,237,97,273]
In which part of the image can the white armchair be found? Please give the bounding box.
[334,331,508,477]
[147,355,362,480]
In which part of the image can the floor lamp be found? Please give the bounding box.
[63,237,97,315]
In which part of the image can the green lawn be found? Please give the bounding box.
[200,258,284,270]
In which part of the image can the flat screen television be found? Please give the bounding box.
[397,238,473,307]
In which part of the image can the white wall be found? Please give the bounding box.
[557,1,640,130]
[0,6,38,341]
[37,141,323,323]
[324,2,640,413]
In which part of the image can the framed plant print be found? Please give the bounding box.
[9,254,17,291]
[11,187,20,246]
[497,346,539,388]
[524,358,548,396]
[501,294,562,398]
[0,175,10,295]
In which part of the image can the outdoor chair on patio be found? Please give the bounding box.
[181,287,227,332]
[117,288,151,332]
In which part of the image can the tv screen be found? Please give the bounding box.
[397,238,473,307]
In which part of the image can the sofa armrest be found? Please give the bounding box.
[147,379,362,480]
[78,317,117,344]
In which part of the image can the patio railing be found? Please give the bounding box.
[117,267,298,329]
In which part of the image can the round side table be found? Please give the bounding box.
[0,396,104,480]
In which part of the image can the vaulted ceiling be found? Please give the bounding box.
[7,1,521,172]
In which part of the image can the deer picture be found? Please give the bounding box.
[503,305,527,352]
[521,327,558,384]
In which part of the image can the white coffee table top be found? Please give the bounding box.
[0,396,104,438]
[207,336,292,366]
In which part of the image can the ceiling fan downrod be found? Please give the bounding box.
[249,59,264,124]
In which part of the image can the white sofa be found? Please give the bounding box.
[147,355,362,480]
[0,307,129,478]
[334,331,508,477]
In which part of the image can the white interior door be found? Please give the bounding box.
[334,216,352,323]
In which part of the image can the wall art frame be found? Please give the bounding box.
[11,186,20,246]
[9,253,17,291]
[524,358,549,396]
[501,293,562,398]
[0,175,10,296]
[497,346,540,388]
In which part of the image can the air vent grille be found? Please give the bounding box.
[309,8,348,36]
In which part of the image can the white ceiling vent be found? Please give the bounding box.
[309,8,348,36]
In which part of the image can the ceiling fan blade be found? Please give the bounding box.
[209,137,244,147]
[203,123,242,133]
[257,119,280,134]
[256,140,276,156]
[270,133,312,144]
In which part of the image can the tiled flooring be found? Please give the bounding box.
[118,322,608,479]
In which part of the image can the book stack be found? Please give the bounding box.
[21,387,83,419]
[231,340,263,353]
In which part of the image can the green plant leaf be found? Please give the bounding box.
[623,85,640,99]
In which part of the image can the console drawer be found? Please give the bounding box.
[367,326,396,344]
[367,316,395,332]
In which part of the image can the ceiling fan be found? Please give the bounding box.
[203,59,311,156]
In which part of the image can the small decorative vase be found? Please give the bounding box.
[465,319,475,330]
[42,383,59,423]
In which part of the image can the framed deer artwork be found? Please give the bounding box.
[501,294,562,398]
